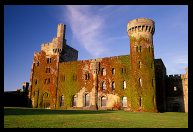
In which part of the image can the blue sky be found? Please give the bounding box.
[4,5,188,91]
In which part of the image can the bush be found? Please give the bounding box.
[113,102,121,110]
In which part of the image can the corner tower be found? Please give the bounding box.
[127,18,157,112]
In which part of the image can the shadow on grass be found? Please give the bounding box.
[4,107,114,116]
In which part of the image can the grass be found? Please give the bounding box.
[4,107,188,128]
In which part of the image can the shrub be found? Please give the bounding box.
[113,102,121,110]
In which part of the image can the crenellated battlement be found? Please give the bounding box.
[167,74,182,79]
[127,18,155,37]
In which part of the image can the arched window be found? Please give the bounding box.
[85,93,90,106]
[102,68,106,76]
[122,97,127,107]
[60,95,64,107]
[73,95,77,107]
[101,96,107,107]
[112,81,115,90]
[123,80,126,89]
[139,78,142,87]
[102,81,106,90]
[112,68,115,75]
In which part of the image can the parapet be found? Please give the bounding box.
[167,74,182,79]
[127,18,155,36]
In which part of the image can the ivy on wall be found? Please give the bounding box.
[31,36,157,112]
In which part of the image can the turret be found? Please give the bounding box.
[57,23,66,40]
[127,18,157,112]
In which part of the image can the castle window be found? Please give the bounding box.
[139,78,142,87]
[35,79,37,85]
[121,68,126,74]
[102,81,106,90]
[149,46,151,52]
[47,58,51,64]
[135,46,138,52]
[45,67,50,73]
[139,61,141,68]
[60,95,64,107]
[101,96,107,107]
[112,81,115,90]
[139,46,142,52]
[112,68,115,75]
[36,62,39,66]
[122,97,127,107]
[174,86,177,91]
[73,95,77,107]
[85,93,90,107]
[139,96,142,107]
[145,26,148,31]
[85,73,89,80]
[44,78,50,84]
[123,80,126,89]
[102,68,106,76]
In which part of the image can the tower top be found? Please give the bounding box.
[127,18,155,36]
[57,23,66,38]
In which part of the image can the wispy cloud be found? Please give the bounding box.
[98,5,117,11]
[165,54,188,75]
[173,55,188,64]
[64,5,108,57]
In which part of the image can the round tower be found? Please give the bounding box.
[127,18,157,112]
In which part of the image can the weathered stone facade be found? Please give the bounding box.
[28,18,188,112]
[166,68,188,112]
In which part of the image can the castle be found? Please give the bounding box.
[28,18,188,112]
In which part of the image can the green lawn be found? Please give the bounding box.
[4,107,188,128]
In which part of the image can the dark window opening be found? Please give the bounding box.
[36,62,39,66]
[60,95,64,106]
[46,68,50,73]
[112,68,115,75]
[112,81,115,90]
[139,46,142,52]
[139,96,142,107]
[73,95,77,107]
[47,58,51,64]
[35,79,37,85]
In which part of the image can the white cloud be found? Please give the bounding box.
[165,54,188,75]
[65,5,108,57]
[173,55,188,64]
